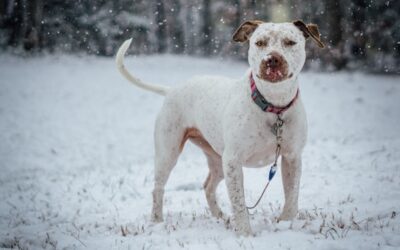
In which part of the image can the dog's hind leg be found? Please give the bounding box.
[184,129,225,219]
[203,154,225,219]
[151,111,184,223]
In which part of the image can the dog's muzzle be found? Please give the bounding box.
[258,52,289,83]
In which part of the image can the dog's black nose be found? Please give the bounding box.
[266,56,280,68]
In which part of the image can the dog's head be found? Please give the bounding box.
[233,20,324,84]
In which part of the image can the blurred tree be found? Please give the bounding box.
[0,0,398,73]
[233,0,241,31]
[169,0,185,54]
[232,0,242,57]
[248,0,257,19]
[4,0,23,47]
[22,0,43,50]
[201,0,213,55]
[325,0,347,70]
[350,0,366,60]
[155,0,167,53]
[182,1,196,54]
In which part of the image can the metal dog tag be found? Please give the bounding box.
[271,116,284,136]
[271,123,278,136]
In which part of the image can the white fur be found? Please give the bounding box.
[116,39,169,96]
[116,22,308,236]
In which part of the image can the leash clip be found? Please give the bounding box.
[268,164,277,181]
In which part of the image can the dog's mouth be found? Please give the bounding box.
[258,53,289,83]
[262,67,288,82]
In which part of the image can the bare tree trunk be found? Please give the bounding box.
[233,0,241,30]
[201,0,213,55]
[8,0,23,47]
[23,0,43,50]
[350,0,366,59]
[250,0,256,11]
[326,0,342,46]
[1,0,13,35]
[233,0,243,57]
[170,0,185,54]
[246,0,257,19]
[325,0,346,69]
[0,1,6,20]
[184,2,194,54]
[288,0,302,20]
[155,0,167,53]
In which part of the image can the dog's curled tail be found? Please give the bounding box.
[116,38,169,96]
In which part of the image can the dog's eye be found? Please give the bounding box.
[255,40,267,47]
[284,39,297,47]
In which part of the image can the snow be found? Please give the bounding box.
[0,54,399,249]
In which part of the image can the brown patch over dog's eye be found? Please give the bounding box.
[283,39,297,47]
[255,40,267,47]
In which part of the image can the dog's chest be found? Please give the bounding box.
[241,118,280,167]
[241,113,303,167]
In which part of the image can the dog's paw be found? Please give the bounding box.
[150,213,163,223]
[278,210,297,222]
[234,226,254,237]
[233,220,254,237]
[211,209,226,220]
[221,215,232,229]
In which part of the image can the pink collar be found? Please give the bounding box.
[250,73,299,115]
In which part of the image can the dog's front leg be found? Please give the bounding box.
[279,155,302,221]
[222,153,252,236]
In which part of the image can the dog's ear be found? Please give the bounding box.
[232,20,263,43]
[293,20,325,48]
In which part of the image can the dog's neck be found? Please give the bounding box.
[247,69,299,108]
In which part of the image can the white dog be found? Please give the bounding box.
[116,20,324,236]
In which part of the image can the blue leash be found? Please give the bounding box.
[246,163,278,210]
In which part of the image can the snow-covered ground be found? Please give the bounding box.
[0,54,399,250]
